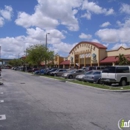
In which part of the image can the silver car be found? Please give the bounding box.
[83,70,102,83]
[75,71,93,81]
[62,69,85,79]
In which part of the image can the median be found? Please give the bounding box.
[40,74,130,91]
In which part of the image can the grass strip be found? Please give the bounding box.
[36,74,130,90]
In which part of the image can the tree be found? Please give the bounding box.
[26,44,54,66]
[8,59,23,66]
[115,54,129,65]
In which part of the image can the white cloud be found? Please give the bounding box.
[111,43,128,50]
[50,42,77,56]
[15,12,59,29]
[0,26,69,58]
[79,33,92,39]
[0,17,4,27]
[81,11,91,20]
[15,0,82,31]
[100,22,111,27]
[82,0,114,15]
[96,18,130,43]
[105,8,114,15]
[96,28,119,43]
[0,36,26,59]
[0,6,13,27]
[120,3,130,14]
[91,39,100,43]
[0,5,13,20]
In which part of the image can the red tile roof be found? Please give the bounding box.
[100,55,130,63]
[69,41,107,54]
[60,60,70,65]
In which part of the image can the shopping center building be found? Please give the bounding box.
[58,41,130,68]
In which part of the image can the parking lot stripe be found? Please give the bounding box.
[0,115,6,120]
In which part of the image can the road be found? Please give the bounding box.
[0,69,130,130]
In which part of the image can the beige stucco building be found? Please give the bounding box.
[59,41,130,68]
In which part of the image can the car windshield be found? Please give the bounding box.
[93,71,101,75]
[85,71,93,75]
[102,67,116,73]
[67,70,76,73]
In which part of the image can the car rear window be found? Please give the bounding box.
[116,67,129,73]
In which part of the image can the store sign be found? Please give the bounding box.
[79,53,91,58]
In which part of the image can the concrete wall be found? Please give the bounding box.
[99,49,107,60]
[107,47,130,56]
[54,55,64,66]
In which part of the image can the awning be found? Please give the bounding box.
[100,55,130,63]
[60,60,70,65]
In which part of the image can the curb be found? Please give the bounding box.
[39,75,59,81]
[40,75,130,92]
[22,72,130,92]
[66,81,130,92]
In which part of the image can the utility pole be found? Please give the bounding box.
[45,33,50,68]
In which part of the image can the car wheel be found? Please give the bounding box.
[69,75,73,79]
[97,79,102,84]
[119,79,127,86]
[106,83,112,86]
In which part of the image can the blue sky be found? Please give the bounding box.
[0,0,130,59]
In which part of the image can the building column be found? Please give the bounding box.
[74,54,75,68]
[69,64,71,68]
[78,54,80,68]
[112,62,115,66]
[98,49,100,66]
[90,52,92,66]
[84,53,86,67]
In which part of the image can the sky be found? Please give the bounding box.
[0,0,130,59]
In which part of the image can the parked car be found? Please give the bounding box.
[34,69,45,75]
[101,66,130,86]
[62,69,85,79]
[45,68,58,75]
[83,70,102,83]
[75,71,93,81]
[82,66,105,71]
[50,69,67,76]
[28,68,39,72]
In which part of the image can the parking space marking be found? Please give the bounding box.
[0,100,4,103]
[0,115,6,120]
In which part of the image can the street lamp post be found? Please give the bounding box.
[45,33,50,49]
[45,33,50,68]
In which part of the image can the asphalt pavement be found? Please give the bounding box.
[0,69,130,130]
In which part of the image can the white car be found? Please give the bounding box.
[101,66,130,86]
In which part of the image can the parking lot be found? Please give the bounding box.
[0,69,130,130]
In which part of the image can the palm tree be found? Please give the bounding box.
[115,54,129,65]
